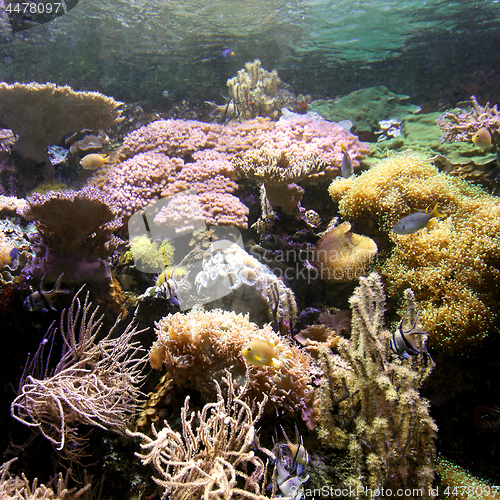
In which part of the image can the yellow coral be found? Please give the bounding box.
[150,307,318,427]
[128,235,174,273]
[313,221,377,282]
[328,151,500,352]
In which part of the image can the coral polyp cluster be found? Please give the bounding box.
[328,151,500,351]
[149,307,318,428]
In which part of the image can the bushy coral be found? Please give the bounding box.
[128,373,270,500]
[438,95,500,146]
[149,307,318,427]
[316,274,436,498]
[226,59,295,121]
[328,151,500,352]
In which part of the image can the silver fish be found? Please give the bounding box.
[340,142,353,178]
[392,204,443,235]
[23,273,69,312]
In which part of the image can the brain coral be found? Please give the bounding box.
[150,308,318,428]
[328,151,500,352]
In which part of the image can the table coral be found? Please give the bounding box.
[0,82,123,163]
[233,148,329,214]
[149,307,318,428]
[328,151,500,352]
[22,187,123,282]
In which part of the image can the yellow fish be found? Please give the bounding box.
[241,339,282,367]
[80,153,111,170]
[471,127,492,152]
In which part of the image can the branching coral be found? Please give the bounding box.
[227,59,295,121]
[11,290,147,463]
[0,82,123,163]
[0,458,91,500]
[149,307,317,428]
[21,187,123,281]
[328,150,500,352]
[316,274,436,498]
[437,95,500,146]
[128,372,270,500]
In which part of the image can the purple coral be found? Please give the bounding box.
[22,186,122,282]
[438,95,500,143]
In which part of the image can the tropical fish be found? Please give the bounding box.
[390,305,428,359]
[222,48,235,59]
[80,153,111,170]
[472,127,492,152]
[241,339,282,367]
[392,204,443,235]
[23,273,69,312]
[340,142,353,178]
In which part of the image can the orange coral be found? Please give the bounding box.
[150,308,318,428]
[313,221,377,282]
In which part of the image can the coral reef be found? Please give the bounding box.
[11,291,147,463]
[313,220,377,282]
[316,274,436,498]
[194,242,298,329]
[92,114,367,225]
[254,115,370,179]
[149,307,318,427]
[91,151,183,218]
[128,372,270,500]
[0,458,91,500]
[22,187,123,281]
[438,95,500,148]
[226,59,295,121]
[328,151,500,352]
[233,148,328,214]
[0,82,123,163]
[309,86,421,136]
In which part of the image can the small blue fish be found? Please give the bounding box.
[392,204,443,235]
[340,142,353,178]
[23,273,69,312]
[222,48,235,59]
